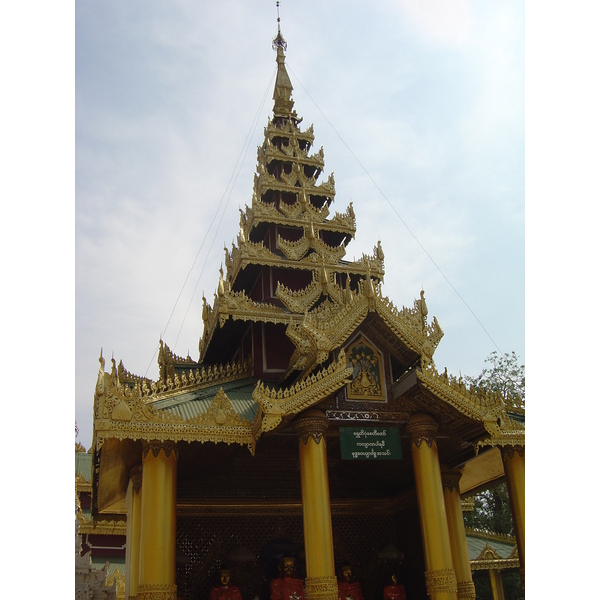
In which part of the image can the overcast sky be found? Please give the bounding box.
[3,2,600,594]
[74,0,525,449]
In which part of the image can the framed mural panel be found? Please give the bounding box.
[345,335,387,402]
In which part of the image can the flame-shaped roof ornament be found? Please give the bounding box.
[272,2,294,117]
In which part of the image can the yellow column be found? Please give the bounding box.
[441,469,476,600]
[405,413,457,600]
[487,569,506,600]
[296,409,338,600]
[137,441,178,600]
[125,464,143,600]
[501,446,524,588]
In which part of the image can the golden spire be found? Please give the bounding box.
[272,2,294,117]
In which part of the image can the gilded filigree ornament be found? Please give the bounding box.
[405,414,438,449]
[456,580,476,600]
[500,445,525,460]
[295,410,329,445]
[424,569,458,595]
[277,226,346,262]
[346,337,386,402]
[137,583,178,600]
[414,365,525,450]
[253,350,353,433]
[93,352,259,455]
[441,469,462,494]
[142,439,178,460]
[106,567,126,598]
[304,575,338,600]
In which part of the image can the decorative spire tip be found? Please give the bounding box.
[272,1,287,51]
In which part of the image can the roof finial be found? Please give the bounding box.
[272,1,287,51]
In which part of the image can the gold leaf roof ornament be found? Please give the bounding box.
[272,23,295,119]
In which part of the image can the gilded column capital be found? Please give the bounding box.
[142,440,178,461]
[130,464,143,493]
[456,580,476,600]
[424,568,457,596]
[405,413,438,449]
[441,468,462,494]
[501,445,524,460]
[304,575,338,600]
[295,409,329,445]
[137,583,177,600]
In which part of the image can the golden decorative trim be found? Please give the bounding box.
[107,567,126,599]
[130,464,142,493]
[253,350,353,433]
[346,336,386,402]
[405,414,438,449]
[176,490,417,516]
[94,350,351,454]
[295,410,329,445]
[283,287,443,378]
[441,469,462,494]
[244,198,355,239]
[469,542,520,572]
[424,569,457,595]
[415,367,525,448]
[501,445,525,460]
[142,440,178,460]
[464,528,516,545]
[222,234,384,303]
[93,358,259,455]
[137,584,177,600]
[77,515,127,535]
[456,580,476,600]
[305,575,338,600]
[277,226,346,262]
[460,497,475,512]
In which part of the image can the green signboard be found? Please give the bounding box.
[339,427,402,460]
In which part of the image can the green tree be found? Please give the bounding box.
[463,351,525,600]
[464,350,524,409]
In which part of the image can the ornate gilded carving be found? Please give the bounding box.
[501,445,525,460]
[405,413,438,449]
[441,469,462,494]
[456,580,476,600]
[253,350,353,433]
[199,388,255,428]
[304,575,338,600]
[106,567,126,599]
[466,532,520,572]
[142,440,178,460]
[346,337,386,402]
[295,410,329,445]
[93,352,259,455]
[130,464,142,493]
[137,583,178,600]
[415,365,525,450]
[277,226,346,262]
[424,569,457,595]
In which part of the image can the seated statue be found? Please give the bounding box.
[270,556,305,600]
[383,574,406,600]
[337,564,363,600]
[209,566,242,600]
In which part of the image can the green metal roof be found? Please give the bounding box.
[150,377,261,422]
[466,533,516,560]
[75,451,92,481]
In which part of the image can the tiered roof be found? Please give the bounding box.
[90,30,524,517]
[199,38,443,383]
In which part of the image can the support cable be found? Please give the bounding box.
[287,64,502,355]
[143,68,276,377]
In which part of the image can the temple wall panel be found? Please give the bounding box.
[174,509,429,600]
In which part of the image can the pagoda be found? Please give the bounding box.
[90,26,524,600]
